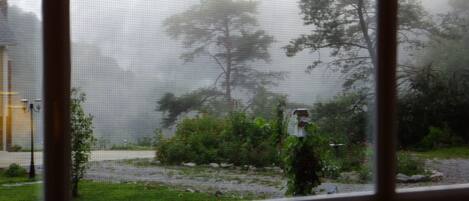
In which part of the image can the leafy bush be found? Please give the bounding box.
[156,113,279,167]
[157,115,224,165]
[321,158,341,179]
[340,144,367,171]
[4,163,27,177]
[220,113,278,166]
[397,152,427,176]
[420,126,464,150]
[282,124,322,196]
[310,92,369,174]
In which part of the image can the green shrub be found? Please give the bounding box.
[156,115,224,165]
[420,127,452,150]
[156,113,279,167]
[321,158,341,179]
[221,113,278,166]
[419,126,465,150]
[4,163,27,177]
[282,124,322,196]
[157,139,194,164]
[397,152,427,176]
[340,144,366,172]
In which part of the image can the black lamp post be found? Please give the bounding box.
[21,98,41,179]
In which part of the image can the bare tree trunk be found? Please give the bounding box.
[224,18,233,109]
[72,177,78,198]
[357,0,377,68]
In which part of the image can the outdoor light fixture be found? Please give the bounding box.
[20,98,41,179]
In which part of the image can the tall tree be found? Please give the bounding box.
[285,0,432,90]
[164,0,282,106]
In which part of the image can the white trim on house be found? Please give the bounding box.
[0,46,8,151]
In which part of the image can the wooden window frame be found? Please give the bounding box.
[41,0,469,201]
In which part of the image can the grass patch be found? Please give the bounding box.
[0,169,249,201]
[75,181,246,201]
[0,177,247,201]
[110,144,154,151]
[410,146,469,159]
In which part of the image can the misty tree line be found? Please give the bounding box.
[7,0,469,148]
[155,1,469,195]
[157,0,469,149]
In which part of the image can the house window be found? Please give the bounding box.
[1,0,469,201]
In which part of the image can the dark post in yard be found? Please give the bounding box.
[21,99,41,179]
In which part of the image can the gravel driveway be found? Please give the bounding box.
[0,150,154,168]
[84,158,469,199]
[426,159,469,185]
[85,159,374,198]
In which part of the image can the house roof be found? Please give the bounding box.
[0,11,16,46]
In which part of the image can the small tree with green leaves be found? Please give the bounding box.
[282,124,322,196]
[71,88,96,197]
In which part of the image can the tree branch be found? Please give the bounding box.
[208,53,227,73]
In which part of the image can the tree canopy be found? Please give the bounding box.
[160,0,285,126]
[164,0,283,101]
[285,0,432,90]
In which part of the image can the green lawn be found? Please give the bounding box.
[410,146,469,159]
[0,172,247,201]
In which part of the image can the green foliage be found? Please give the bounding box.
[109,144,154,151]
[156,112,279,167]
[272,98,288,147]
[3,164,27,178]
[398,64,469,148]
[220,112,278,167]
[311,92,369,145]
[412,146,469,159]
[419,126,463,150]
[358,163,372,183]
[310,92,369,172]
[153,129,164,148]
[281,125,322,196]
[71,88,96,197]
[397,152,427,176]
[398,2,469,148]
[158,115,225,165]
[0,180,245,201]
[341,144,367,172]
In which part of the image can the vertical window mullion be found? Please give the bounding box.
[374,0,399,201]
[42,0,72,201]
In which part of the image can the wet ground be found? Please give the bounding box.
[0,150,154,168]
[85,158,469,199]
